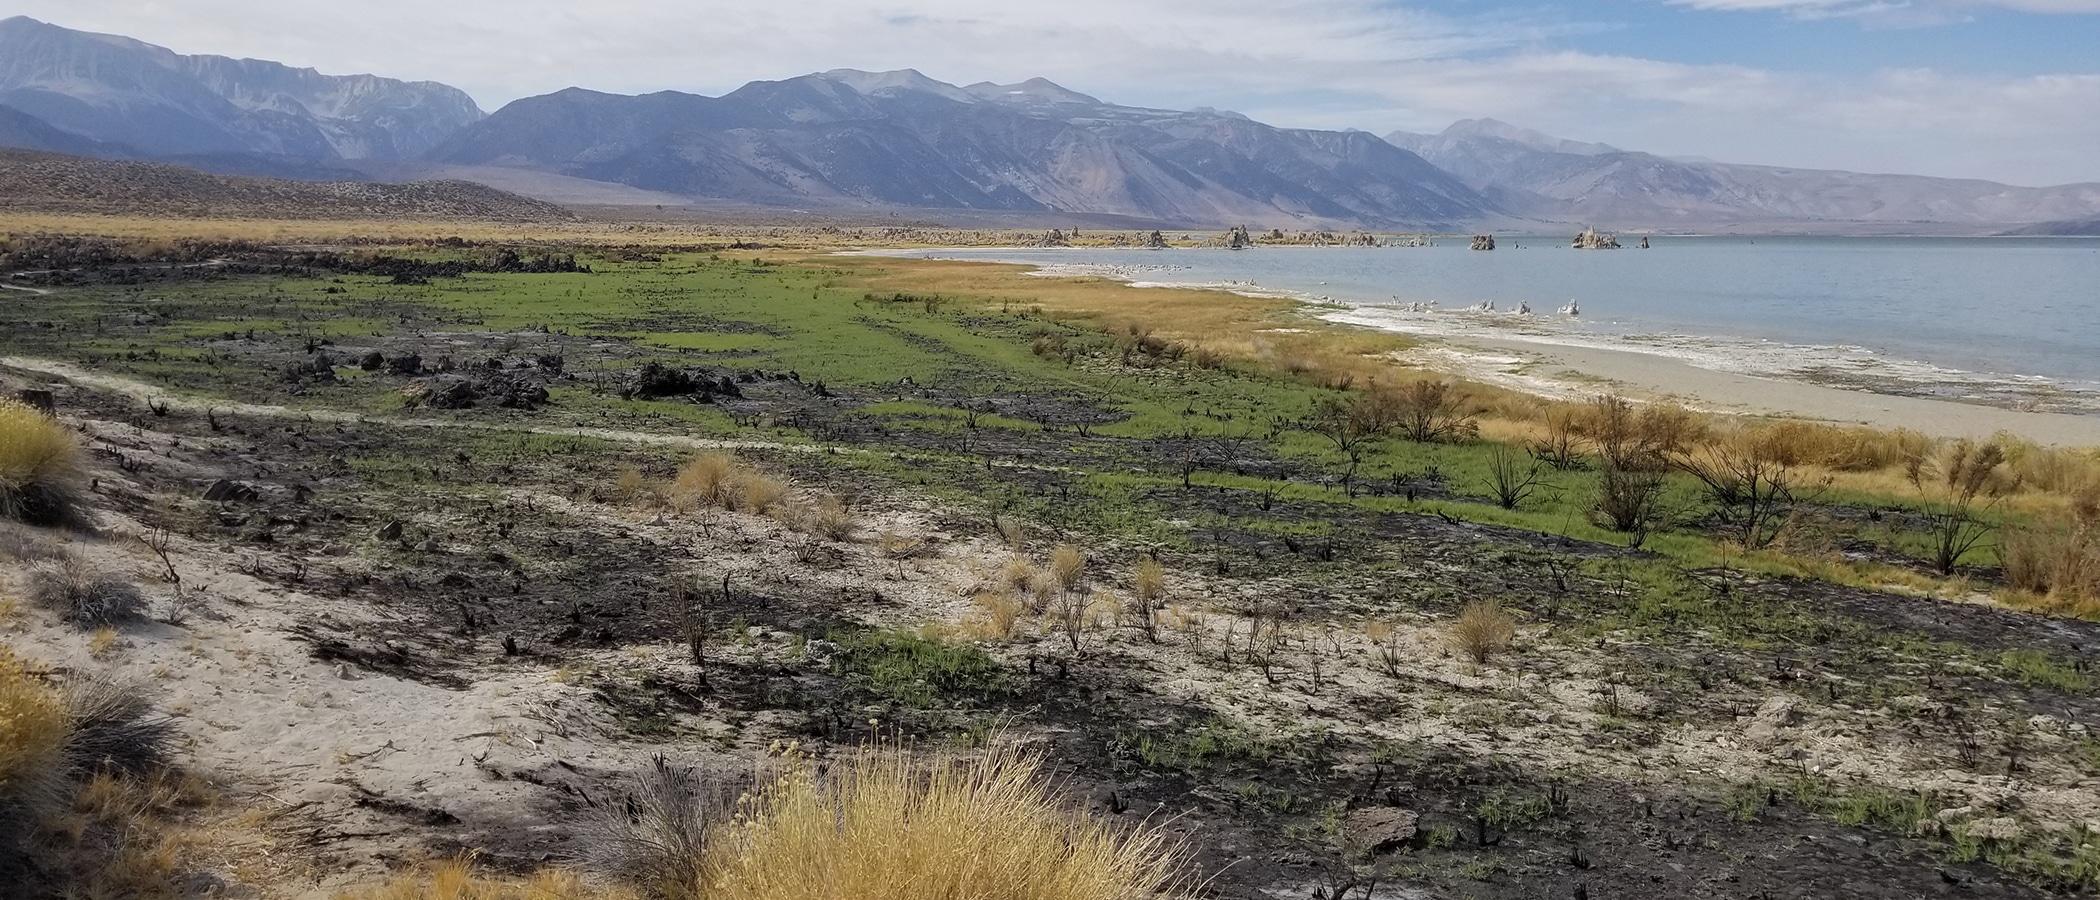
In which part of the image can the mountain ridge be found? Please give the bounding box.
[2,17,2098,230]
[1385,120,2100,228]
[0,16,484,167]
[428,68,1492,228]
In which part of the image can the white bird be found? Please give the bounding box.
[1517,301,1532,315]
[1559,299,1581,316]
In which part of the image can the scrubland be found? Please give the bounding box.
[2,220,2099,899]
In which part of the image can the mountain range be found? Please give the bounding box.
[1386,119,2100,230]
[0,15,480,178]
[3,15,2098,232]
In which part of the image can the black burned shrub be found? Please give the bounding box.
[27,558,145,627]
[580,754,733,897]
[624,362,714,401]
[59,675,175,777]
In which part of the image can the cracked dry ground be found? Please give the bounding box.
[5,357,2098,900]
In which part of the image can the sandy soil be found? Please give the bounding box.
[1393,335,2100,447]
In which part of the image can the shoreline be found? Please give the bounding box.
[862,249,2100,448]
[1394,332,2100,445]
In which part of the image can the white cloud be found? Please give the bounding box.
[6,1,2099,185]
[1662,0,2100,18]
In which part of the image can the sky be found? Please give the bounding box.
[8,0,2100,185]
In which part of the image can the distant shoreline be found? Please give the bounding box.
[863,247,2100,448]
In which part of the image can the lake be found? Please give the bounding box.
[901,237,2100,416]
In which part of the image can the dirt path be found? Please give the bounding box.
[0,282,51,295]
[0,354,818,454]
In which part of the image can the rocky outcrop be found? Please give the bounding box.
[1572,227,1620,250]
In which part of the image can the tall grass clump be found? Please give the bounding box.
[0,647,71,816]
[1907,439,2013,574]
[703,741,1188,900]
[2003,489,2100,616]
[1449,599,1516,665]
[0,398,82,526]
[581,755,731,899]
[669,452,740,510]
[668,452,789,515]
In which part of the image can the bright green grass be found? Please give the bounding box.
[0,249,2008,605]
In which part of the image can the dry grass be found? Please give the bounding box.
[786,495,854,542]
[1002,556,1036,592]
[1133,558,1167,607]
[2,644,195,898]
[1050,544,1087,594]
[668,452,740,510]
[340,742,1183,900]
[0,398,82,526]
[1450,599,1516,665]
[337,857,625,900]
[42,769,218,900]
[87,628,118,659]
[2002,489,2100,615]
[967,593,1027,642]
[826,254,1410,385]
[0,646,69,804]
[702,742,1188,900]
[666,451,794,518]
[579,755,730,899]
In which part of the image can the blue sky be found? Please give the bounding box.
[10,0,2100,184]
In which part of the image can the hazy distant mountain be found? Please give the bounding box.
[429,69,1491,228]
[8,16,2098,231]
[1385,119,2100,228]
[2004,215,2100,236]
[0,16,483,169]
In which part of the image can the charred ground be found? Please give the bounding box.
[3,243,2097,899]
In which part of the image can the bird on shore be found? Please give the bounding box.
[1559,299,1581,316]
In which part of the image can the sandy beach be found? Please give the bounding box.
[1402,332,2100,446]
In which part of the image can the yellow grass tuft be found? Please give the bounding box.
[1050,544,1087,593]
[1449,599,1516,665]
[1133,558,1167,606]
[666,452,792,516]
[2002,489,2100,615]
[669,452,740,510]
[1002,556,1036,592]
[0,645,69,797]
[0,398,82,525]
[702,742,1188,900]
[967,593,1027,642]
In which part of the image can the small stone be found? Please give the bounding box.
[375,521,404,541]
[203,479,260,503]
[1338,807,1419,858]
[1742,695,1797,749]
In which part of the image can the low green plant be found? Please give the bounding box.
[827,628,1006,707]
